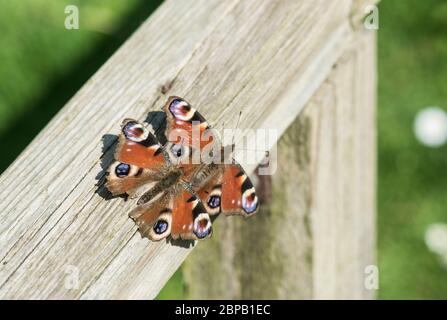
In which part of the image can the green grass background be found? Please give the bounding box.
[1,0,447,299]
[378,0,447,299]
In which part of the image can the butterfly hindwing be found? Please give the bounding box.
[130,183,212,241]
[129,192,172,241]
[170,183,212,240]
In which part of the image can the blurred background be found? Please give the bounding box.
[1,0,447,299]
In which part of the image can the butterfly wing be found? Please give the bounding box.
[130,182,212,241]
[115,118,166,169]
[170,184,212,240]
[163,96,259,216]
[196,162,259,217]
[105,119,167,196]
[163,96,213,149]
[106,162,158,197]
[163,96,220,181]
[129,191,172,241]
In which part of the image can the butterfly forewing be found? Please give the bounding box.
[163,96,214,150]
[129,185,212,241]
[115,119,166,169]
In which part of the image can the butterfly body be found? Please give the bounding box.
[105,97,259,242]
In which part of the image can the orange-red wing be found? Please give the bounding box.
[106,162,159,196]
[116,140,165,168]
[170,185,212,240]
[195,168,222,216]
[114,119,166,169]
[129,192,173,241]
[106,119,167,196]
[221,164,259,215]
[196,163,259,217]
[129,186,212,241]
[163,96,215,150]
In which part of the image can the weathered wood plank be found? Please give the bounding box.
[311,29,376,299]
[0,0,369,299]
[184,29,376,299]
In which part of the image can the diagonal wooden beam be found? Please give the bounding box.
[0,0,373,299]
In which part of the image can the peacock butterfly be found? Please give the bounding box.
[105,96,259,241]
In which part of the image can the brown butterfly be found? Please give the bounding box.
[105,96,259,241]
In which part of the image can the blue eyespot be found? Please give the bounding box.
[171,144,183,158]
[208,195,221,209]
[195,227,211,239]
[193,215,212,239]
[242,192,258,214]
[115,163,130,178]
[153,220,168,235]
[194,223,211,239]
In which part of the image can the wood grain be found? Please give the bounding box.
[0,0,374,299]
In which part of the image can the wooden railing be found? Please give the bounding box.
[0,0,377,299]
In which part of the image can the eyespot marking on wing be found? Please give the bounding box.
[169,99,194,121]
[204,185,222,215]
[153,220,168,234]
[115,163,131,177]
[208,195,221,209]
[168,98,208,124]
[242,187,259,214]
[122,120,149,142]
[147,211,172,241]
[193,213,212,239]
